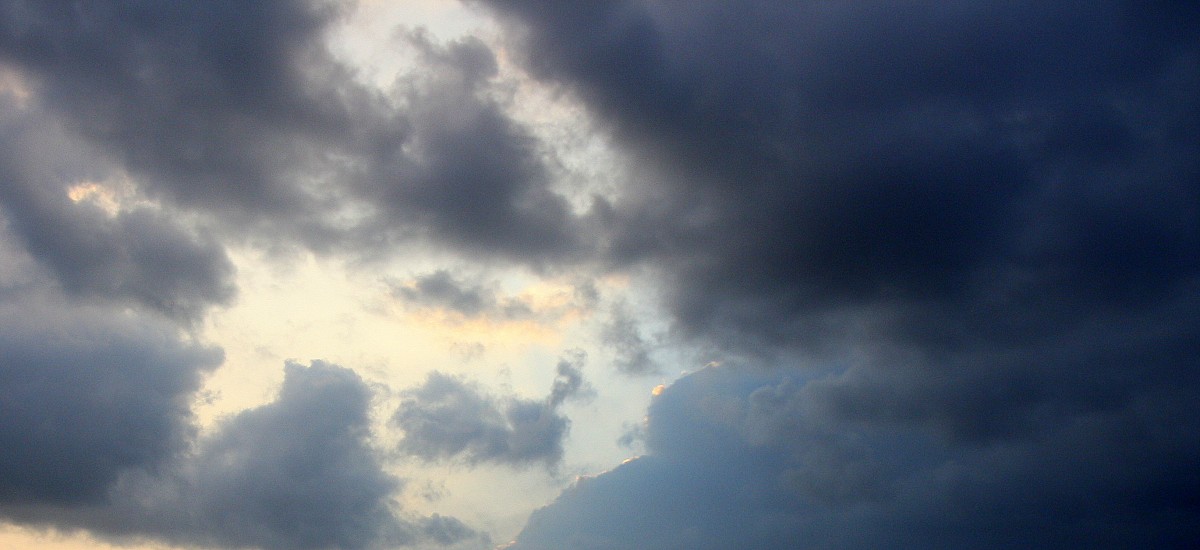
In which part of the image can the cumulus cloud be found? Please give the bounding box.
[0,293,222,506]
[0,232,474,547]
[508,358,1200,549]
[395,352,588,467]
[1,357,479,549]
[128,360,479,550]
[361,29,588,261]
[0,0,353,221]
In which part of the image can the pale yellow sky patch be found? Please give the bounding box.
[0,525,175,550]
[2,4,681,547]
[327,0,497,90]
[0,62,32,106]
[65,181,123,215]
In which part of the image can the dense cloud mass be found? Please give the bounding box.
[472,0,1200,547]
[502,0,1199,355]
[1,353,478,549]
[394,353,587,468]
[0,96,237,321]
[1,0,1198,547]
[0,294,221,505]
[511,358,1200,549]
[0,0,589,263]
[133,360,478,550]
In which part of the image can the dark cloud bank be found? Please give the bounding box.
[0,0,1198,548]
[471,0,1200,548]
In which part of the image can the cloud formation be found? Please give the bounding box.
[394,352,588,467]
[600,301,657,375]
[0,294,221,506]
[136,360,477,550]
[509,359,1199,549]
[1,0,1198,547]
[0,96,236,321]
[472,1,1200,547]
[388,269,535,319]
[2,356,478,549]
[479,0,1200,351]
[0,0,591,266]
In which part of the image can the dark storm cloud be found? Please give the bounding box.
[394,352,587,467]
[476,0,1200,547]
[0,0,592,265]
[479,0,1200,350]
[0,292,222,506]
[156,360,412,549]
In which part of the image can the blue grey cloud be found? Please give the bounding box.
[509,358,1199,549]
[139,361,478,550]
[395,352,588,468]
[0,294,221,506]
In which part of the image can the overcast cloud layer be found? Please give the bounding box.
[1,0,1198,548]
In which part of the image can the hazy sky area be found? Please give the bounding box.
[1,1,1198,549]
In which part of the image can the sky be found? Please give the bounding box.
[0,1,1197,549]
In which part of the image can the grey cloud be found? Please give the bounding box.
[357,31,588,262]
[2,359,480,550]
[387,270,601,328]
[0,292,222,507]
[138,360,477,550]
[548,350,588,407]
[0,98,236,321]
[508,360,1200,549]
[600,302,657,375]
[478,0,1200,351]
[394,353,587,468]
[162,360,411,549]
[388,269,533,319]
[0,236,472,549]
[0,0,591,266]
[0,0,354,219]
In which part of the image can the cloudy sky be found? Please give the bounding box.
[1,1,1197,549]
